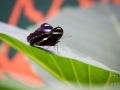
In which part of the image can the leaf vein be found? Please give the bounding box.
[49,54,65,80]
[69,59,82,89]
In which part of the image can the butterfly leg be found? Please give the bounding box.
[54,45,56,50]
[56,44,60,54]
[46,45,50,50]
[54,41,60,54]
[53,40,59,50]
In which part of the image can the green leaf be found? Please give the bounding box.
[0,33,120,89]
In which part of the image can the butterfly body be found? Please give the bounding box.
[27,23,63,47]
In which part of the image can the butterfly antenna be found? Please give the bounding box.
[64,34,68,36]
[61,35,72,39]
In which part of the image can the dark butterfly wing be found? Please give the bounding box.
[27,23,53,44]
[29,26,63,46]
[38,26,63,46]
[50,26,63,45]
[27,22,63,47]
[36,23,53,33]
[29,34,51,45]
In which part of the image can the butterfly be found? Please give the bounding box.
[27,23,63,52]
